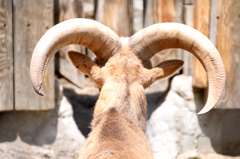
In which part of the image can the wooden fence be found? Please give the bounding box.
[0,0,239,111]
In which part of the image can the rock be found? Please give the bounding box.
[146,75,240,158]
[50,96,86,159]
[146,102,181,158]
[0,136,55,159]
[197,136,215,154]
[146,75,196,158]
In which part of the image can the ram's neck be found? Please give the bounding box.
[92,82,147,131]
[80,84,154,158]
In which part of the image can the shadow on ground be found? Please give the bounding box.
[194,88,240,156]
[63,87,96,137]
[0,96,60,146]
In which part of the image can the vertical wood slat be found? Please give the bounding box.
[184,0,194,4]
[83,0,96,60]
[14,0,55,110]
[133,0,143,33]
[209,0,221,47]
[0,0,13,111]
[95,0,133,37]
[192,0,210,88]
[215,0,240,109]
[83,0,94,19]
[144,0,175,27]
[182,2,194,76]
[144,0,183,92]
[58,0,85,88]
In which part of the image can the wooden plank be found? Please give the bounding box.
[174,0,183,23]
[182,4,194,76]
[133,0,143,33]
[209,0,221,46]
[95,0,133,37]
[58,0,85,88]
[83,0,94,19]
[82,0,95,60]
[14,0,54,110]
[192,0,210,88]
[183,0,194,4]
[144,0,175,27]
[0,0,13,111]
[215,0,240,109]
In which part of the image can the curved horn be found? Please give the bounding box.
[129,23,225,114]
[30,18,121,96]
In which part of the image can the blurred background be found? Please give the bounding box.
[0,0,240,158]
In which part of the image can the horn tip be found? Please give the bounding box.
[197,105,213,115]
[33,86,44,96]
[197,110,207,115]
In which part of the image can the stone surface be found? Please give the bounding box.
[146,75,240,159]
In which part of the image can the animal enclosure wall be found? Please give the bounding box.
[0,0,240,111]
[0,0,13,111]
[0,0,55,111]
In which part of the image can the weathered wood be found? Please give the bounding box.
[83,0,94,19]
[143,0,183,92]
[182,4,194,76]
[174,0,183,23]
[209,0,221,46]
[82,0,95,60]
[0,0,13,111]
[133,0,143,33]
[58,0,85,88]
[95,0,133,37]
[215,0,240,109]
[144,0,175,27]
[183,0,194,4]
[14,0,54,110]
[192,0,210,88]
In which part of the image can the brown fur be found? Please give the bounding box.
[68,37,183,159]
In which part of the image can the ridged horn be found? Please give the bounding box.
[129,23,225,114]
[30,18,121,96]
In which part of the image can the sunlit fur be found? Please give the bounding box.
[68,38,183,159]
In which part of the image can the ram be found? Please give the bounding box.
[30,19,225,159]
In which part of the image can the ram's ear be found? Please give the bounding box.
[68,50,97,77]
[156,60,184,79]
[142,60,184,89]
[68,50,104,89]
